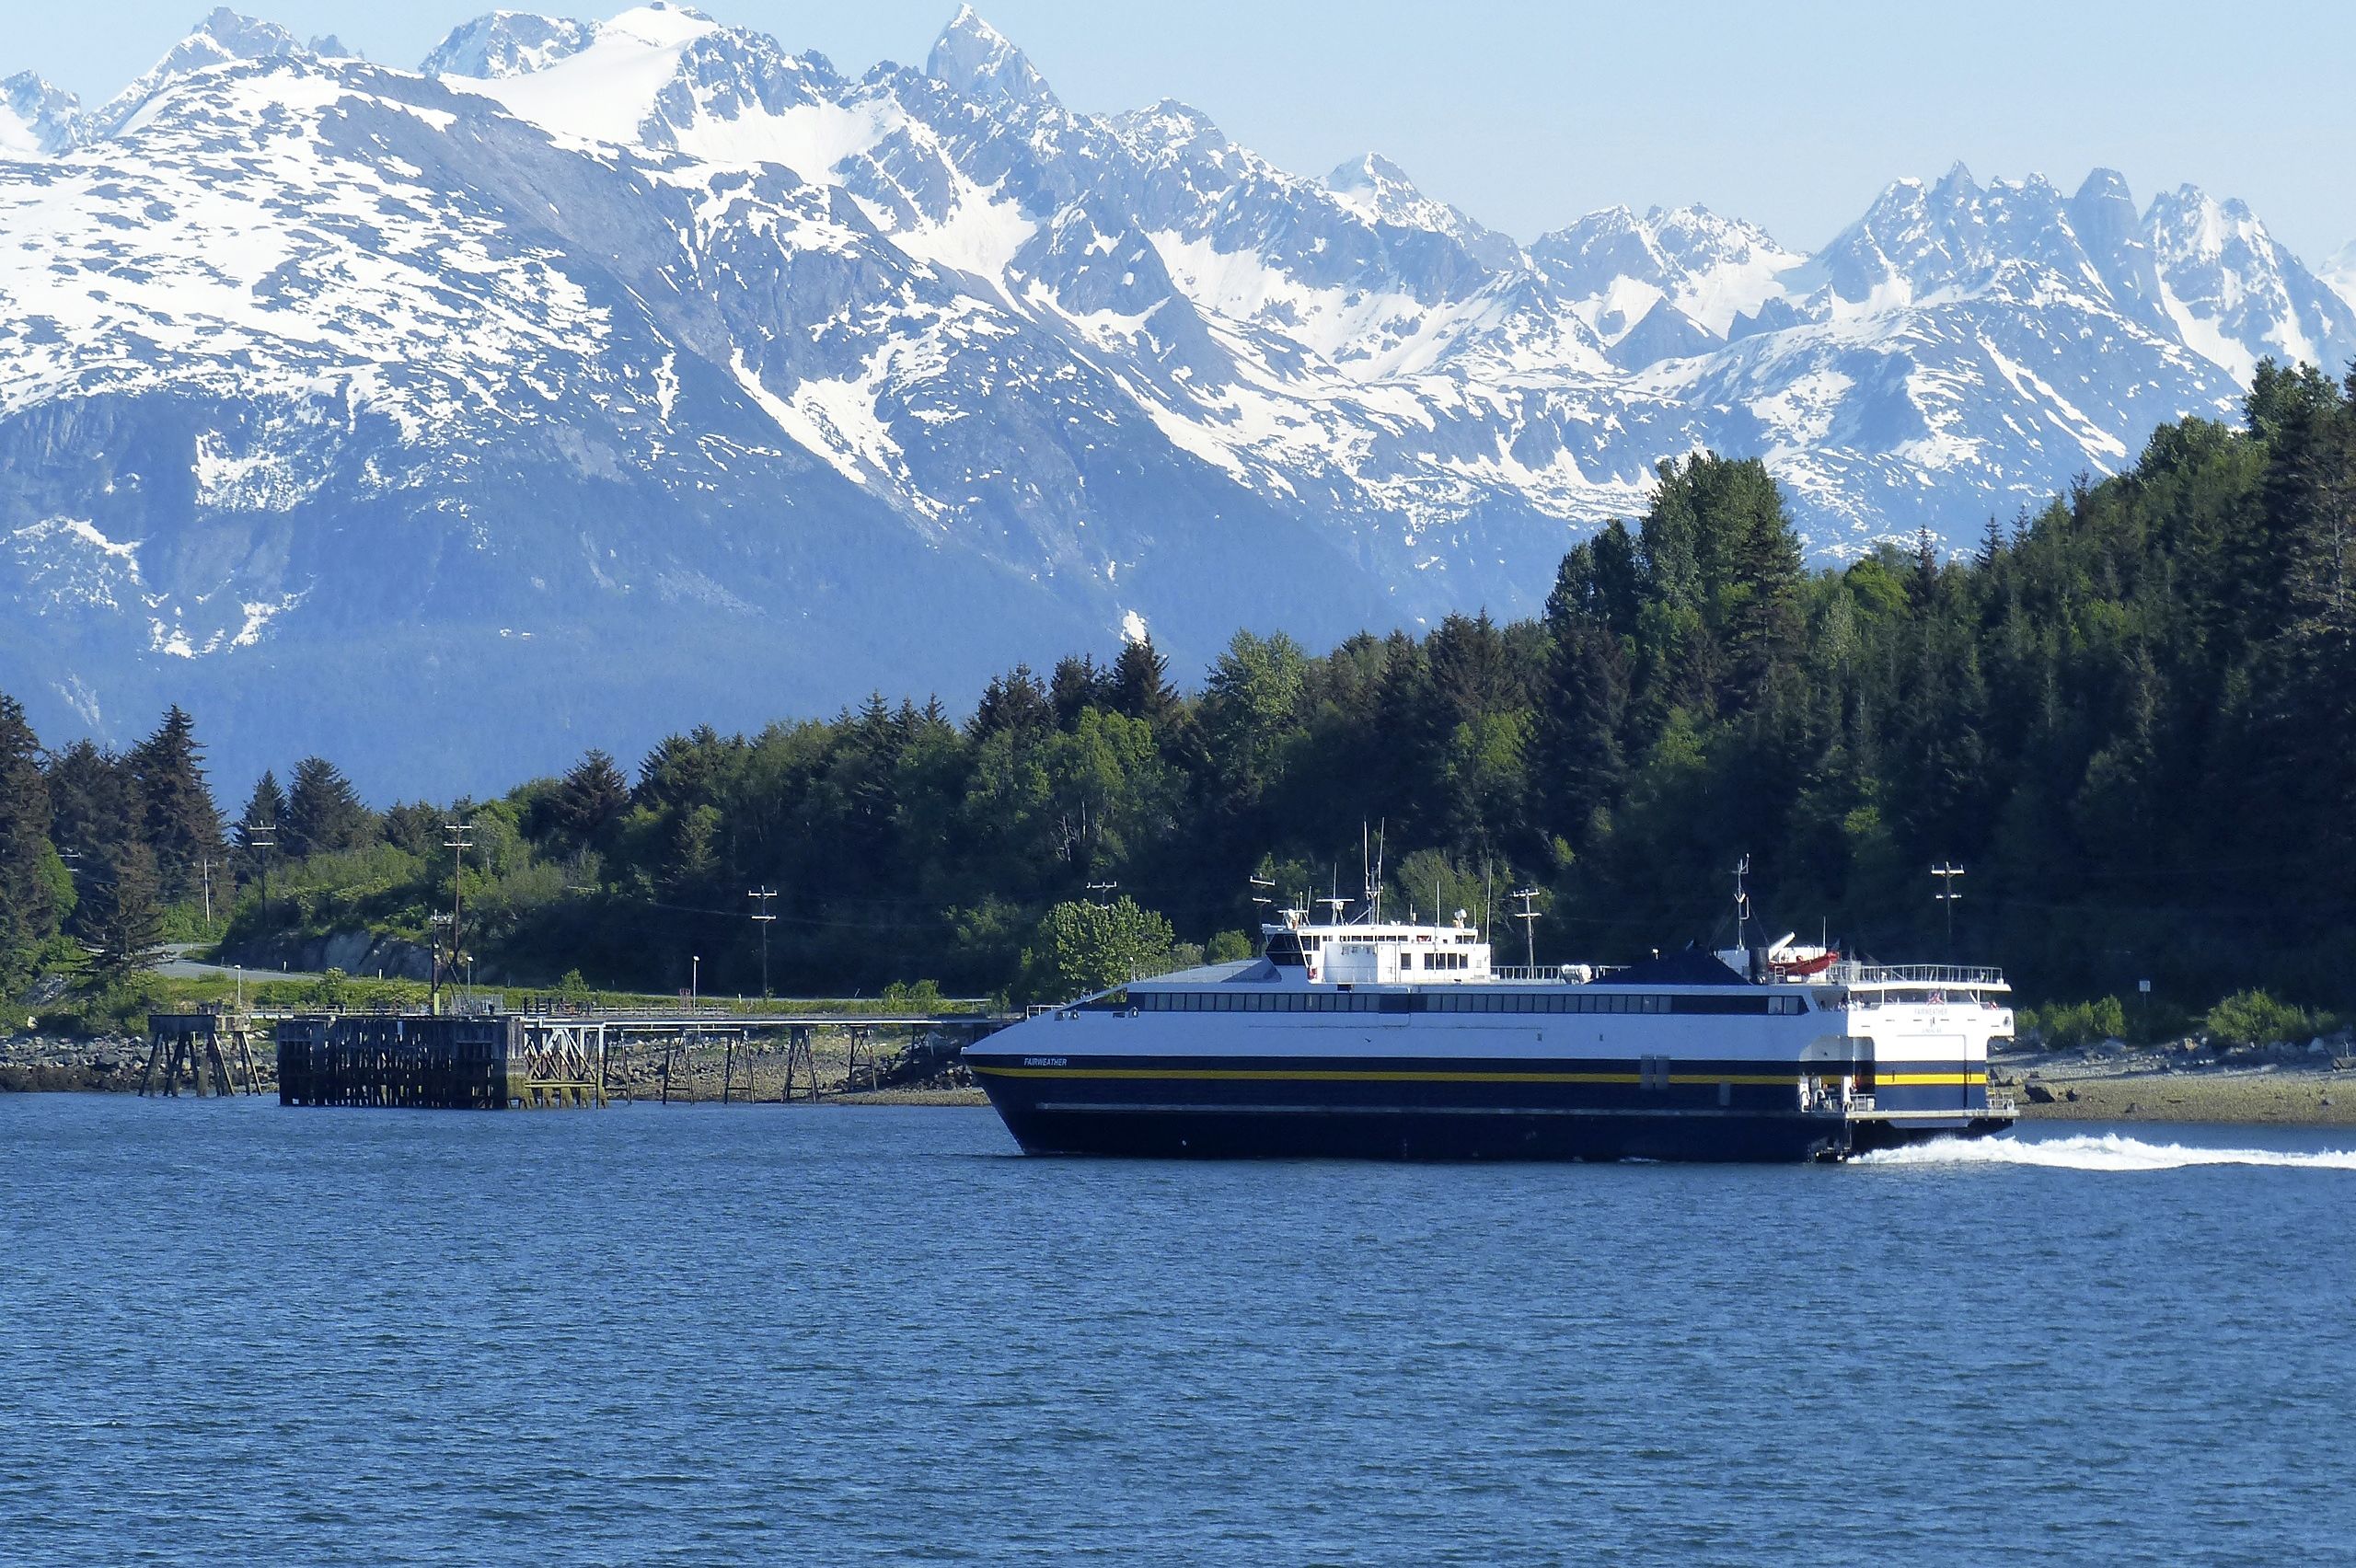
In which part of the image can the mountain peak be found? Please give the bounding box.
[0,71,84,156]
[2074,167,2132,204]
[86,6,308,137]
[927,6,1056,109]
[423,10,601,78]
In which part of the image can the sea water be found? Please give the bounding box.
[2,1096,2350,1564]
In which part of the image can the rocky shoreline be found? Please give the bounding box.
[1993,1040,2354,1126]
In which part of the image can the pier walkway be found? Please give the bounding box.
[262,1007,1008,1110]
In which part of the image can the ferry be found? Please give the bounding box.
[965,894,2015,1163]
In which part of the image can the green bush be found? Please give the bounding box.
[2026,996,2129,1050]
[39,974,170,1037]
[881,978,947,1011]
[2203,989,2311,1048]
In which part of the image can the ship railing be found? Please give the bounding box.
[1828,962,2006,988]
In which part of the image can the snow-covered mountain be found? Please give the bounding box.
[4,3,2351,795]
[2325,242,2356,316]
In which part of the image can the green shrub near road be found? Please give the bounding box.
[2202,990,2317,1049]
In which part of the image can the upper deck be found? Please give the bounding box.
[1117,915,2004,1007]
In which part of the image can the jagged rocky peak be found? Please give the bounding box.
[87,6,311,136]
[2141,181,2356,381]
[1326,153,1454,221]
[153,6,308,73]
[927,6,1056,110]
[0,72,84,156]
[2143,182,2266,259]
[2068,167,2140,242]
[422,10,602,78]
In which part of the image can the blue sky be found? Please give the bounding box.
[20,1,2356,261]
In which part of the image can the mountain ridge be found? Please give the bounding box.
[3,3,2351,798]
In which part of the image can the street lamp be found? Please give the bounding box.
[691,954,700,1005]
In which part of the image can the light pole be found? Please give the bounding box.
[444,822,476,1016]
[691,954,700,1005]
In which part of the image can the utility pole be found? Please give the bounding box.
[1510,887,1542,970]
[199,856,214,936]
[244,823,276,924]
[1086,881,1119,908]
[1932,863,1965,959]
[445,822,475,1015]
[1733,855,1751,952]
[748,888,778,999]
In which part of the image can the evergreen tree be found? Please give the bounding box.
[0,693,61,990]
[283,755,373,860]
[970,665,1053,742]
[85,838,166,983]
[128,705,224,903]
[1049,655,1103,730]
[239,771,286,846]
[47,741,133,866]
[556,750,630,847]
[1107,637,1178,728]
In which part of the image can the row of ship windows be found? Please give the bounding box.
[1124,991,1807,1017]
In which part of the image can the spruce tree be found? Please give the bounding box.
[556,750,629,847]
[283,755,373,860]
[0,693,60,990]
[47,741,133,865]
[1049,655,1103,730]
[128,705,224,904]
[86,838,166,984]
[239,771,286,845]
[970,666,1053,742]
[1108,638,1178,728]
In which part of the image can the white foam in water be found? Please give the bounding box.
[1855,1133,2356,1171]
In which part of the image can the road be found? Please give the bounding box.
[156,944,332,985]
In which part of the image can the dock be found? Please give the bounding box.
[265,1009,1006,1110]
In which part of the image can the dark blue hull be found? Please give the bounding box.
[968,1050,1892,1162]
[985,1098,1853,1162]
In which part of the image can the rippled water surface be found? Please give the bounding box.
[4,1096,2352,1564]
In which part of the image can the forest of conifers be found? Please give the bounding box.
[4,360,2353,1016]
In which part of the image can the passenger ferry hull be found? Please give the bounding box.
[969,1048,2007,1163]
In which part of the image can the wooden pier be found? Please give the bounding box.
[271,1009,1002,1110]
[275,1014,604,1109]
[143,1009,264,1098]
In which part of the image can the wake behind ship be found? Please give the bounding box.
[965,904,2015,1163]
